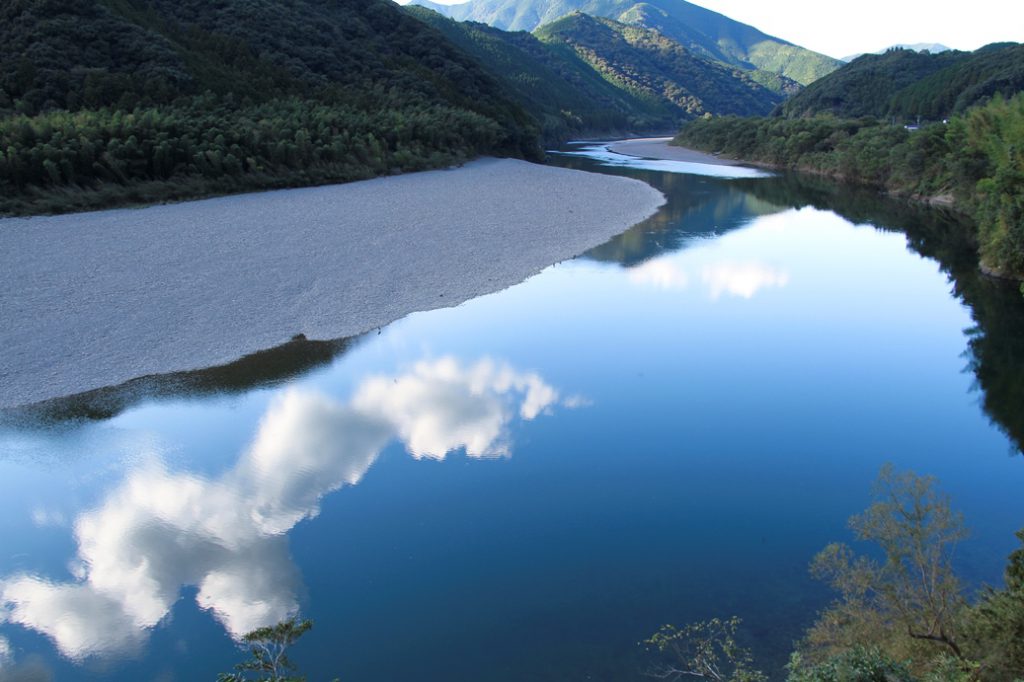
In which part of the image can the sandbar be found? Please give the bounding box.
[607,137,740,166]
[0,158,664,408]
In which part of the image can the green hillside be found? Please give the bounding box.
[0,0,540,215]
[405,7,676,141]
[412,0,841,86]
[888,43,1024,119]
[781,43,1024,120]
[534,13,784,118]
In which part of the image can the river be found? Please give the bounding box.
[0,143,1022,681]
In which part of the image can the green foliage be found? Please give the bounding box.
[534,13,783,120]
[781,43,1024,121]
[674,92,1024,279]
[803,466,968,669]
[962,530,1024,681]
[959,94,1024,277]
[780,48,963,120]
[786,648,915,682]
[415,0,841,86]
[0,0,541,214]
[644,617,767,682]
[218,617,313,682]
[783,467,1024,682]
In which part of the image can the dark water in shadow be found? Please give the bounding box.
[0,145,1022,681]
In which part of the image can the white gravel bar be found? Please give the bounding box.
[0,158,663,408]
[607,137,741,165]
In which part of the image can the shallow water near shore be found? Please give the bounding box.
[1,143,1023,681]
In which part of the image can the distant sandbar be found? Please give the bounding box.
[608,137,740,166]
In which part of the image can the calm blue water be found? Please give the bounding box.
[1,144,1022,681]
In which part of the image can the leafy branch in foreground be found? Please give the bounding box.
[644,616,767,682]
[218,617,313,682]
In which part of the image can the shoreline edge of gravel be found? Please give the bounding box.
[607,137,741,166]
[0,157,664,409]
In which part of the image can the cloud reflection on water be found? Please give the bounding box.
[702,262,791,300]
[628,256,790,300]
[0,357,565,662]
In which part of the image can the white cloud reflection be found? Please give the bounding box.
[628,259,691,290]
[628,256,790,300]
[701,262,790,300]
[0,357,565,662]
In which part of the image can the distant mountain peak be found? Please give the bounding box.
[408,0,841,85]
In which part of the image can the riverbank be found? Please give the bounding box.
[0,158,664,409]
[671,105,1024,280]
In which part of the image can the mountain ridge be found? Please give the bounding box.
[534,12,785,118]
[408,0,841,85]
[842,43,952,62]
[781,42,1024,120]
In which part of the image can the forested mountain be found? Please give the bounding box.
[0,0,540,214]
[841,43,952,62]
[533,13,785,118]
[781,43,1024,120]
[888,43,1024,120]
[409,0,841,86]
[405,7,677,141]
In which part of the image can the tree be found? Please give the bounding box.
[798,465,969,673]
[786,647,916,682]
[218,617,313,682]
[644,617,767,682]
[963,529,1024,681]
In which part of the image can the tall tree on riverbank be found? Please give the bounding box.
[800,466,968,671]
[653,469,1024,681]
[218,617,313,682]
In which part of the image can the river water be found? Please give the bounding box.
[1,143,1022,681]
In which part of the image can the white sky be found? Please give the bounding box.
[409,0,1024,60]
[685,0,1024,59]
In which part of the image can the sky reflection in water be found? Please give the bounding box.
[0,145,1022,681]
[0,358,569,663]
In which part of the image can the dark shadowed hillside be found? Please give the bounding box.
[0,0,540,214]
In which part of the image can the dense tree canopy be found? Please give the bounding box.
[0,0,541,214]
[780,43,1024,122]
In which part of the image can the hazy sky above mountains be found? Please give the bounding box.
[687,0,1024,58]
[406,0,1023,60]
